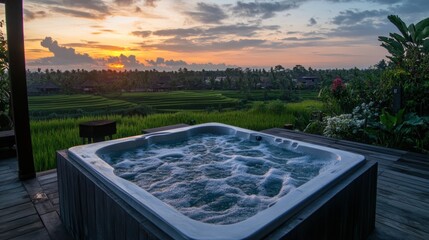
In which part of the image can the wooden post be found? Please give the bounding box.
[392,86,402,114]
[5,0,36,179]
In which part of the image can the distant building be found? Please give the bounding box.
[27,81,60,95]
[153,75,171,91]
[79,80,98,93]
[294,76,320,88]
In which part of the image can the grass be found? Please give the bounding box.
[30,99,323,171]
[219,89,319,101]
[114,91,239,111]
[28,94,137,118]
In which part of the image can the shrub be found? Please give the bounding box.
[367,109,429,152]
[323,114,365,140]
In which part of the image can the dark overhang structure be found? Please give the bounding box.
[1,0,36,179]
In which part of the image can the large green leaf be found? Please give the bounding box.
[380,37,405,57]
[415,16,429,34]
[388,15,410,41]
[408,24,416,43]
[390,33,407,45]
[404,113,424,126]
[416,26,429,43]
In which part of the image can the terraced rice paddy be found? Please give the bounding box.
[29,94,137,113]
[115,91,239,111]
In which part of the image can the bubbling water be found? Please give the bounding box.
[101,134,336,225]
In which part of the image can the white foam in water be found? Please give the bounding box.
[101,134,337,225]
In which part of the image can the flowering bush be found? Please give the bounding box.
[352,101,380,127]
[323,114,365,139]
[331,77,346,96]
[322,102,380,140]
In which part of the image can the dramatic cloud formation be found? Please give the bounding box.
[32,37,95,65]
[185,2,228,24]
[232,0,299,19]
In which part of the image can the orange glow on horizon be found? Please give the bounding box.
[108,63,125,69]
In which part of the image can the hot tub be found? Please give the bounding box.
[58,123,376,240]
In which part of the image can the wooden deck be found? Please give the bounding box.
[0,127,428,239]
[0,158,71,240]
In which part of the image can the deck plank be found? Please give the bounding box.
[9,228,50,240]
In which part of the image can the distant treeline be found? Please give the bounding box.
[26,64,386,98]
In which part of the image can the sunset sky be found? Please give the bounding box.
[2,0,429,71]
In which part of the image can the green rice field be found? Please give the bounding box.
[28,94,137,117]
[115,91,239,111]
[30,100,323,171]
[28,90,318,118]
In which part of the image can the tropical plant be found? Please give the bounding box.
[378,15,429,115]
[378,15,429,65]
[367,109,429,152]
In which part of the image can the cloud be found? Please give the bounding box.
[232,0,299,19]
[283,37,326,41]
[107,54,145,69]
[390,0,429,15]
[308,17,317,26]
[62,43,127,51]
[51,7,104,19]
[63,0,109,14]
[134,24,280,39]
[145,0,160,7]
[91,29,117,35]
[24,9,47,21]
[142,37,270,52]
[131,31,153,38]
[146,57,187,66]
[367,0,403,4]
[27,0,110,19]
[185,2,228,24]
[30,37,96,66]
[332,9,389,25]
[145,57,236,71]
[327,20,393,39]
[114,0,136,6]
